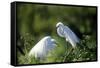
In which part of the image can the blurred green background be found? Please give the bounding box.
[16,3,97,65]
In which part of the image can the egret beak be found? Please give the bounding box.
[55,43,60,47]
[55,41,59,46]
[54,42,59,47]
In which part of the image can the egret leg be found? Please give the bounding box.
[63,46,74,62]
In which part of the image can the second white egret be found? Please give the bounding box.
[28,36,57,60]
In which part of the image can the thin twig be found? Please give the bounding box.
[63,48,74,62]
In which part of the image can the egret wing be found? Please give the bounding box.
[64,26,80,43]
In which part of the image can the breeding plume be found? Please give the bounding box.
[56,22,80,48]
[28,36,57,59]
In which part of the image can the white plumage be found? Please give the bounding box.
[56,22,80,48]
[28,36,57,59]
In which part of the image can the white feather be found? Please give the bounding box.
[56,22,80,48]
[28,36,56,59]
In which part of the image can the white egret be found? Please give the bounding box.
[56,22,80,48]
[28,36,57,60]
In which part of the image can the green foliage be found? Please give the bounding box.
[16,3,97,64]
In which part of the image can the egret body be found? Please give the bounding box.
[28,36,57,59]
[56,22,80,48]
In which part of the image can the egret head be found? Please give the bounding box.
[44,36,58,47]
[46,36,55,43]
[56,22,64,28]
